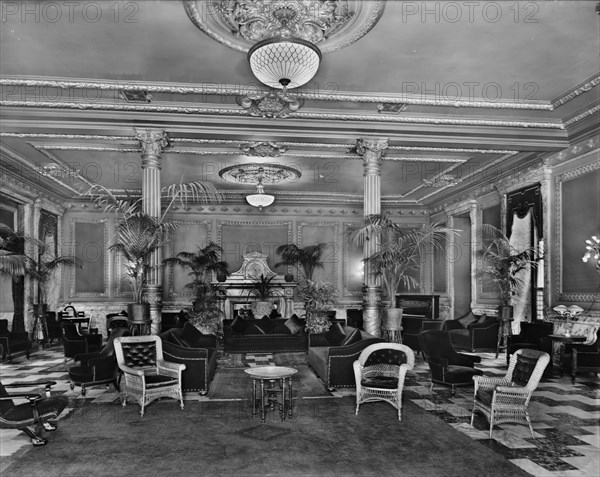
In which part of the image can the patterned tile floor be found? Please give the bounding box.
[1,345,598,477]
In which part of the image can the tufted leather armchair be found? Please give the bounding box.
[353,343,415,420]
[114,335,186,416]
[418,329,483,395]
[68,327,129,396]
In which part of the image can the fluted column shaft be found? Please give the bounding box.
[135,128,169,335]
[357,137,388,337]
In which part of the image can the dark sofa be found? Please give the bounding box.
[159,323,218,395]
[442,311,499,352]
[0,319,31,361]
[223,316,308,353]
[308,324,384,390]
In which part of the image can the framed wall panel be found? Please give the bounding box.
[164,220,211,300]
[217,220,292,274]
[297,222,339,286]
[555,161,600,301]
[343,222,363,297]
[69,217,109,298]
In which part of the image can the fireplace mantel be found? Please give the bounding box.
[213,252,297,319]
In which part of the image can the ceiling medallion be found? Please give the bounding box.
[237,90,304,118]
[36,163,80,179]
[422,174,462,188]
[219,163,301,185]
[184,1,385,54]
[220,162,301,211]
[239,141,288,157]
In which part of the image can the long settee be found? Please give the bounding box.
[223,316,308,353]
[158,322,218,395]
[308,324,384,390]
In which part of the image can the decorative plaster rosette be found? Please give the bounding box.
[184,0,385,53]
[219,163,302,184]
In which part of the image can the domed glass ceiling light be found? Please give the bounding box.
[245,178,275,210]
[247,7,321,90]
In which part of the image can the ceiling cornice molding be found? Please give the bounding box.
[0,99,564,129]
[551,73,600,109]
[563,103,600,127]
[1,133,518,155]
[0,76,555,111]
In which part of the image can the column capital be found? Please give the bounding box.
[134,128,170,163]
[356,137,389,156]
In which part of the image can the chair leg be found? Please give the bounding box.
[470,410,475,426]
[42,421,57,432]
[430,382,434,392]
[525,412,535,438]
[19,426,48,446]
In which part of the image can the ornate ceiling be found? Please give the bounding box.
[0,0,598,209]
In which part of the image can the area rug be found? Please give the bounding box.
[2,398,531,477]
[208,365,330,399]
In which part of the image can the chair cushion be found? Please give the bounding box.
[475,388,494,405]
[457,311,478,328]
[4,396,68,422]
[325,322,346,346]
[145,374,178,388]
[470,314,489,327]
[180,323,216,348]
[361,376,399,389]
[230,316,248,334]
[449,329,469,337]
[245,324,267,335]
[340,328,362,347]
[512,354,538,386]
[444,365,483,384]
[285,315,304,335]
[365,348,407,366]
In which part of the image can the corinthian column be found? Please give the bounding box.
[357,137,388,337]
[135,128,169,334]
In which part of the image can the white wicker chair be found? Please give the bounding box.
[114,335,186,416]
[353,343,415,421]
[471,348,550,438]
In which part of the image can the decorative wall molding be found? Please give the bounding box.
[563,104,600,127]
[216,219,293,253]
[68,216,109,299]
[552,74,600,109]
[553,157,600,302]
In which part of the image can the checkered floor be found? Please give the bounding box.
[1,345,598,477]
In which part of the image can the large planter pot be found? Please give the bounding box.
[382,307,403,331]
[127,303,150,323]
[251,301,272,317]
[498,305,514,321]
[284,274,294,283]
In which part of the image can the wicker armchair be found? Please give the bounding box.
[353,343,414,421]
[471,348,550,438]
[114,335,186,416]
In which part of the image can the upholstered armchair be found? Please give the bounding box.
[114,335,186,416]
[418,329,483,395]
[506,322,554,365]
[561,328,600,383]
[62,323,102,362]
[0,319,31,361]
[471,348,550,438]
[353,343,415,420]
[0,380,68,446]
[401,316,443,354]
[68,328,129,396]
[44,312,63,345]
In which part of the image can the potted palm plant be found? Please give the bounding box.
[0,224,77,331]
[164,242,229,333]
[348,214,454,332]
[275,243,327,282]
[477,224,540,320]
[87,181,222,324]
[246,274,282,317]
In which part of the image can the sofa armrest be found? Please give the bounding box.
[442,320,463,331]
[421,320,443,331]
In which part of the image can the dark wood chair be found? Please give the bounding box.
[0,319,31,361]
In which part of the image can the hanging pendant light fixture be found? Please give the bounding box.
[245,178,275,210]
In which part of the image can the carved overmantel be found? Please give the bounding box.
[214,252,297,319]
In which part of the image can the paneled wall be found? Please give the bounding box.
[61,206,433,314]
